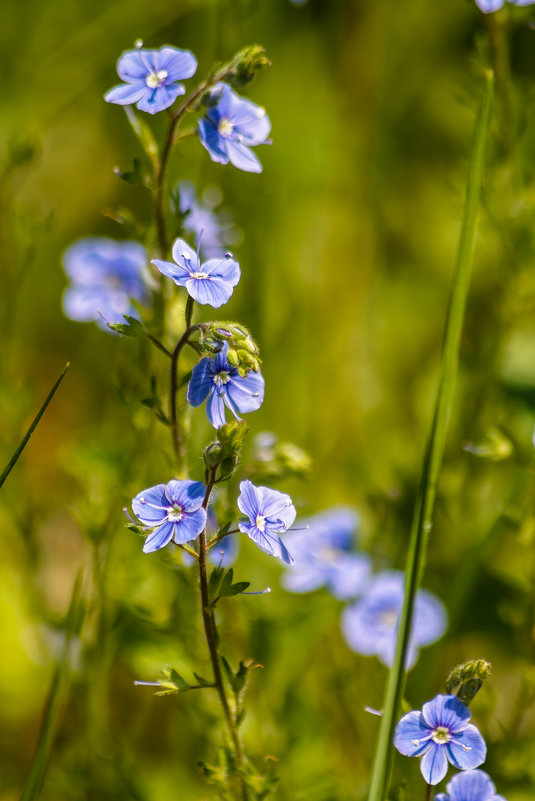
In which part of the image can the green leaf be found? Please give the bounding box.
[124,106,160,175]
[107,315,145,338]
[226,582,251,598]
[207,565,224,604]
[193,673,213,687]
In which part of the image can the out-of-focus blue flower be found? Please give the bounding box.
[131,479,206,553]
[105,45,197,114]
[62,238,148,330]
[178,182,235,259]
[237,480,295,564]
[152,238,240,308]
[341,570,447,668]
[475,0,535,11]
[187,343,265,428]
[198,83,271,173]
[394,695,487,785]
[435,770,506,801]
[281,507,371,599]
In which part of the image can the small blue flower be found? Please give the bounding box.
[187,343,265,428]
[198,83,271,173]
[62,238,148,330]
[282,507,371,599]
[152,238,240,308]
[435,770,506,801]
[178,182,235,259]
[394,695,487,785]
[237,480,296,564]
[105,45,197,114]
[476,0,535,11]
[341,570,447,668]
[131,479,207,553]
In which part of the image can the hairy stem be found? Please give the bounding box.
[198,473,249,801]
[366,71,494,801]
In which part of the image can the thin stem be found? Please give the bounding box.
[146,333,172,358]
[169,324,202,469]
[366,71,494,801]
[198,473,249,801]
[425,783,433,801]
[1,363,69,490]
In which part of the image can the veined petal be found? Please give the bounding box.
[203,256,241,286]
[105,82,147,106]
[132,484,169,524]
[421,744,448,785]
[198,119,230,165]
[117,50,149,81]
[225,140,263,173]
[187,358,216,407]
[173,508,207,544]
[165,479,206,511]
[226,371,265,414]
[136,83,184,114]
[447,724,486,771]
[151,258,189,284]
[237,480,261,520]
[444,770,496,801]
[239,521,293,564]
[394,711,432,756]
[171,238,199,270]
[206,387,227,428]
[185,275,233,308]
[155,47,197,81]
[422,695,470,733]
[143,521,175,553]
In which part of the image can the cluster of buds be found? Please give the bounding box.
[216,44,271,89]
[204,420,248,481]
[445,659,492,706]
[200,321,261,377]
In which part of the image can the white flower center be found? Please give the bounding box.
[218,117,234,137]
[256,514,266,532]
[378,609,398,629]
[431,727,451,744]
[146,69,168,89]
[215,371,231,386]
[191,271,209,279]
[167,503,183,522]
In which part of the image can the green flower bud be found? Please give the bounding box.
[445,659,492,706]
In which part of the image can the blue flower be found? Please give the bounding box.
[281,507,372,599]
[131,479,207,553]
[394,695,487,785]
[435,770,506,801]
[187,344,265,428]
[178,182,235,259]
[476,0,535,11]
[152,238,240,308]
[341,570,447,668]
[105,45,197,114]
[237,480,296,564]
[62,238,148,330]
[198,83,271,173]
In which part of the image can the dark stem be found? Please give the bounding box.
[198,473,249,801]
[169,324,202,469]
[425,783,433,801]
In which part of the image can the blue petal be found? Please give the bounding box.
[187,358,215,407]
[151,258,189,284]
[117,50,149,81]
[475,0,504,10]
[207,388,227,428]
[198,119,230,165]
[434,796,448,801]
[225,371,265,414]
[171,238,199,271]
[447,724,486,771]
[421,695,471,733]
[225,140,263,173]
[203,256,241,286]
[137,84,184,114]
[444,770,496,801]
[259,487,296,529]
[413,589,448,646]
[421,744,448,785]
[281,565,329,593]
[237,480,261,520]
[239,521,294,564]
[132,483,169,525]
[341,602,385,657]
[185,276,233,307]
[173,508,207,544]
[155,47,197,81]
[165,479,206,512]
[143,521,175,553]
[328,554,372,600]
[105,82,147,106]
[393,711,431,756]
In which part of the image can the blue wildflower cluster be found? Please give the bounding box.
[281,508,446,669]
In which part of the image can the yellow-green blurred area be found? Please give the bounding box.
[3,0,535,798]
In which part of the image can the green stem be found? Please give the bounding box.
[366,71,494,801]
[198,473,249,801]
[1,363,69,491]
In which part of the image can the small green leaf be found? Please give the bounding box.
[107,315,145,338]
[227,582,251,597]
[193,673,212,687]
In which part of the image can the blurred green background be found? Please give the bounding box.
[2,0,535,798]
